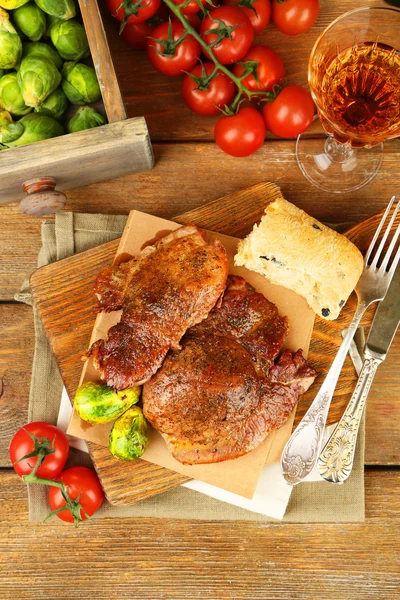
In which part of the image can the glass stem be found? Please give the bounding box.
[324,136,355,164]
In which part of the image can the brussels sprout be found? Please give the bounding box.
[109,406,148,461]
[61,62,101,105]
[12,2,47,42]
[67,106,106,133]
[33,0,75,20]
[74,382,141,425]
[0,72,31,115]
[23,41,63,69]
[50,19,89,61]
[44,13,61,37]
[17,54,61,107]
[0,0,30,9]
[0,9,22,69]
[0,112,63,146]
[35,86,68,119]
[0,109,12,125]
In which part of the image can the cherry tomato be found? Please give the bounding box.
[9,422,69,479]
[272,0,319,36]
[233,45,284,93]
[223,0,271,34]
[200,6,254,65]
[214,106,266,156]
[147,21,200,76]
[121,20,153,49]
[48,466,105,524]
[182,62,236,116]
[171,0,207,14]
[262,85,314,137]
[107,0,161,25]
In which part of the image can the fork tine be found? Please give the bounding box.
[364,196,396,265]
[370,197,399,269]
[380,217,400,273]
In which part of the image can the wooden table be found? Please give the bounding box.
[1,1,399,597]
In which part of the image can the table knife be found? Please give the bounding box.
[318,268,400,484]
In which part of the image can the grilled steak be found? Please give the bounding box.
[89,225,229,389]
[143,275,316,464]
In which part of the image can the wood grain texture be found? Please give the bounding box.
[0,468,399,599]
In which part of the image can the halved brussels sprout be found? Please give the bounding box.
[0,8,22,69]
[33,0,76,20]
[0,0,30,9]
[35,86,68,120]
[74,381,141,425]
[50,19,89,61]
[109,406,148,461]
[0,109,12,125]
[67,106,106,133]
[61,62,101,105]
[12,2,47,42]
[17,54,61,107]
[0,112,63,146]
[0,71,31,115]
[23,41,63,69]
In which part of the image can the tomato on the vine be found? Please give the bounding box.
[214,106,266,156]
[223,0,271,34]
[173,11,202,32]
[233,45,284,93]
[182,61,236,116]
[9,422,69,479]
[107,0,161,25]
[262,84,314,137]
[200,6,254,65]
[48,466,105,524]
[171,0,207,14]
[121,20,154,49]
[272,0,319,36]
[147,21,200,76]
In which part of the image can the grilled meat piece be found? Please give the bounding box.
[143,276,316,465]
[89,225,229,389]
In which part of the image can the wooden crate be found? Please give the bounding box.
[0,0,154,210]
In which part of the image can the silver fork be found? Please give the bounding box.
[281,196,400,486]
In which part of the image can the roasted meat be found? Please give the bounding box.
[143,276,317,465]
[89,225,229,389]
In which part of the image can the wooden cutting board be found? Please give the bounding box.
[30,182,379,506]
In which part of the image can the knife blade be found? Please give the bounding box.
[365,268,400,360]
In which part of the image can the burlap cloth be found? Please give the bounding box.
[16,212,365,523]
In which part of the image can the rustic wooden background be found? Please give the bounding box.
[0,0,399,598]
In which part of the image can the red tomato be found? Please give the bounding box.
[214,106,265,156]
[181,62,236,116]
[173,12,202,32]
[272,0,319,36]
[262,85,314,137]
[9,422,69,479]
[147,21,200,76]
[223,0,271,34]
[107,0,161,25]
[121,20,153,49]
[171,0,207,14]
[200,6,254,65]
[48,466,105,524]
[233,45,284,93]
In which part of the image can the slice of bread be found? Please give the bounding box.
[234,197,363,320]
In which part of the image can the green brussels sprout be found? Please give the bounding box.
[74,382,141,425]
[35,86,68,119]
[0,8,22,69]
[0,109,12,125]
[44,13,61,37]
[61,62,101,105]
[50,19,89,61]
[17,54,61,107]
[67,106,106,133]
[109,406,148,461]
[0,111,63,146]
[33,0,75,20]
[12,2,47,41]
[0,0,30,9]
[23,41,63,69]
[0,71,31,115]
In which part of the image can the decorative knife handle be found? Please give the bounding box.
[318,356,381,484]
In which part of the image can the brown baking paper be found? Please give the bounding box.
[67,211,315,499]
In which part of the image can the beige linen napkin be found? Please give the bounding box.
[16,212,365,523]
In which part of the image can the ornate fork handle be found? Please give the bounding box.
[318,356,381,483]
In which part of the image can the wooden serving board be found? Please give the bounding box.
[30,182,378,506]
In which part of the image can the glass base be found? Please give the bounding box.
[296,134,383,193]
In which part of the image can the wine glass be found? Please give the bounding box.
[296,6,400,193]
